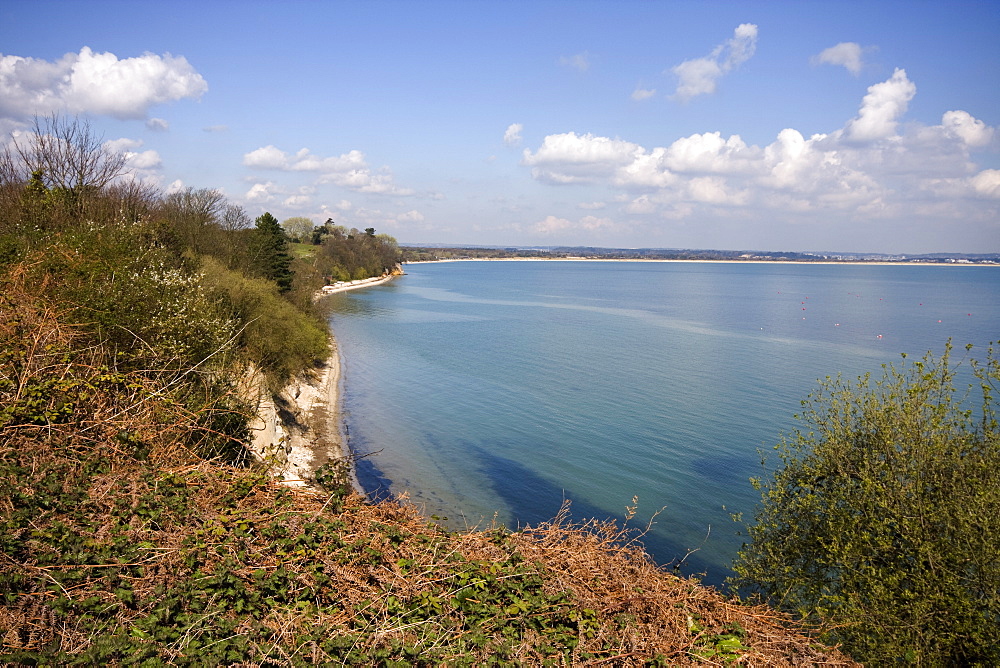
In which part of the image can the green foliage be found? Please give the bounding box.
[281,216,315,243]
[732,342,1000,665]
[200,256,328,389]
[314,458,354,512]
[252,211,294,292]
[312,224,401,282]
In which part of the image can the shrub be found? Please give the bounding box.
[199,257,329,390]
[732,343,1000,665]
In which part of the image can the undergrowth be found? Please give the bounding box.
[0,284,857,666]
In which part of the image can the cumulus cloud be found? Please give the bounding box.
[283,194,311,208]
[559,52,590,72]
[245,181,278,203]
[521,69,997,229]
[671,23,758,101]
[534,215,573,234]
[503,123,523,147]
[0,47,207,120]
[243,144,413,195]
[631,87,656,101]
[146,117,169,131]
[813,42,868,75]
[521,132,641,184]
[941,110,994,147]
[103,137,162,180]
[398,210,425,222]
[971,169,1000,198]
[844,68,916,142]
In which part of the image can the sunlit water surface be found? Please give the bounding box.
[325,261,999,586]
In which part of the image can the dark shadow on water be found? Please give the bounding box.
[348,429,735,588]
[347,429,396,503]
[471,444,733,588]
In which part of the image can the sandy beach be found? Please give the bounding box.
[249,273,398,490]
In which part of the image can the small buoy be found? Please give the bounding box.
[877,334,883,339]
[938,320,942,323]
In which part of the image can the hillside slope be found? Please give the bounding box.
[0,284,857,665]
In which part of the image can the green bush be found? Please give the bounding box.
[732,343,1000,665]
[200,257,329,390]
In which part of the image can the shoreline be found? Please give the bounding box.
[318,273,398,296]
[251,273,399,491]
[406,257,996,267]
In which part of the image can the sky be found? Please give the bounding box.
[1,0,998,254]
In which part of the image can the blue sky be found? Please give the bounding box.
[2,0,998,253]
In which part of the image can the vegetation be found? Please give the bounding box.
[732,344,1000,666]
[0,305,853,664]
[0,115,856,664]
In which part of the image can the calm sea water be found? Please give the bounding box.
[325,261,999,587]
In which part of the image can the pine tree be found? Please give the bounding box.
[252,212,293,292]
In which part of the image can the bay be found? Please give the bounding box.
[325,260,999,587]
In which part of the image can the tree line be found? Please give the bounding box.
[0,115,400,457]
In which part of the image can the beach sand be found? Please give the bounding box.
[248,274,397,490]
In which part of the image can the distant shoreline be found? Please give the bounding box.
[405,257,997,267]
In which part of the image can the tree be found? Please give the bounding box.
[732,343,1000,665]
[160,187,226,253]
[251,212,293,292]
[0,114,128,227]
[281,216,315,243]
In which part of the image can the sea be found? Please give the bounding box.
[324,260,999,588]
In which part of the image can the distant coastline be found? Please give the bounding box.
[405,256,997,267]
[400,245,999,266]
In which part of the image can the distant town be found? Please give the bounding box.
[401,245,1000,265]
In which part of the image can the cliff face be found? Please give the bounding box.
[245,343,347,488]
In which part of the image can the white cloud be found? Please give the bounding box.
[243,144,413,195]
[631,87,656,101]
[559,52,590,72]
[0,47,207,120]
[522,69,998,230]
[533,214,614,236]
[103,137,162,179]
[671,23,758,101]
[662,132,759,174]
[146,117,169,131]
[521,132,641,184]
[971,170,1000,198]
[534,215,573,234]
[335,199,352,211]
[398,210,425,222]
[245,181,278,203]
[243,145,290,169]
[941,110,994,148]
[283,194,311,208]
[503,123,523,147]
[844,68,916,142]
[813,42,867,75]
